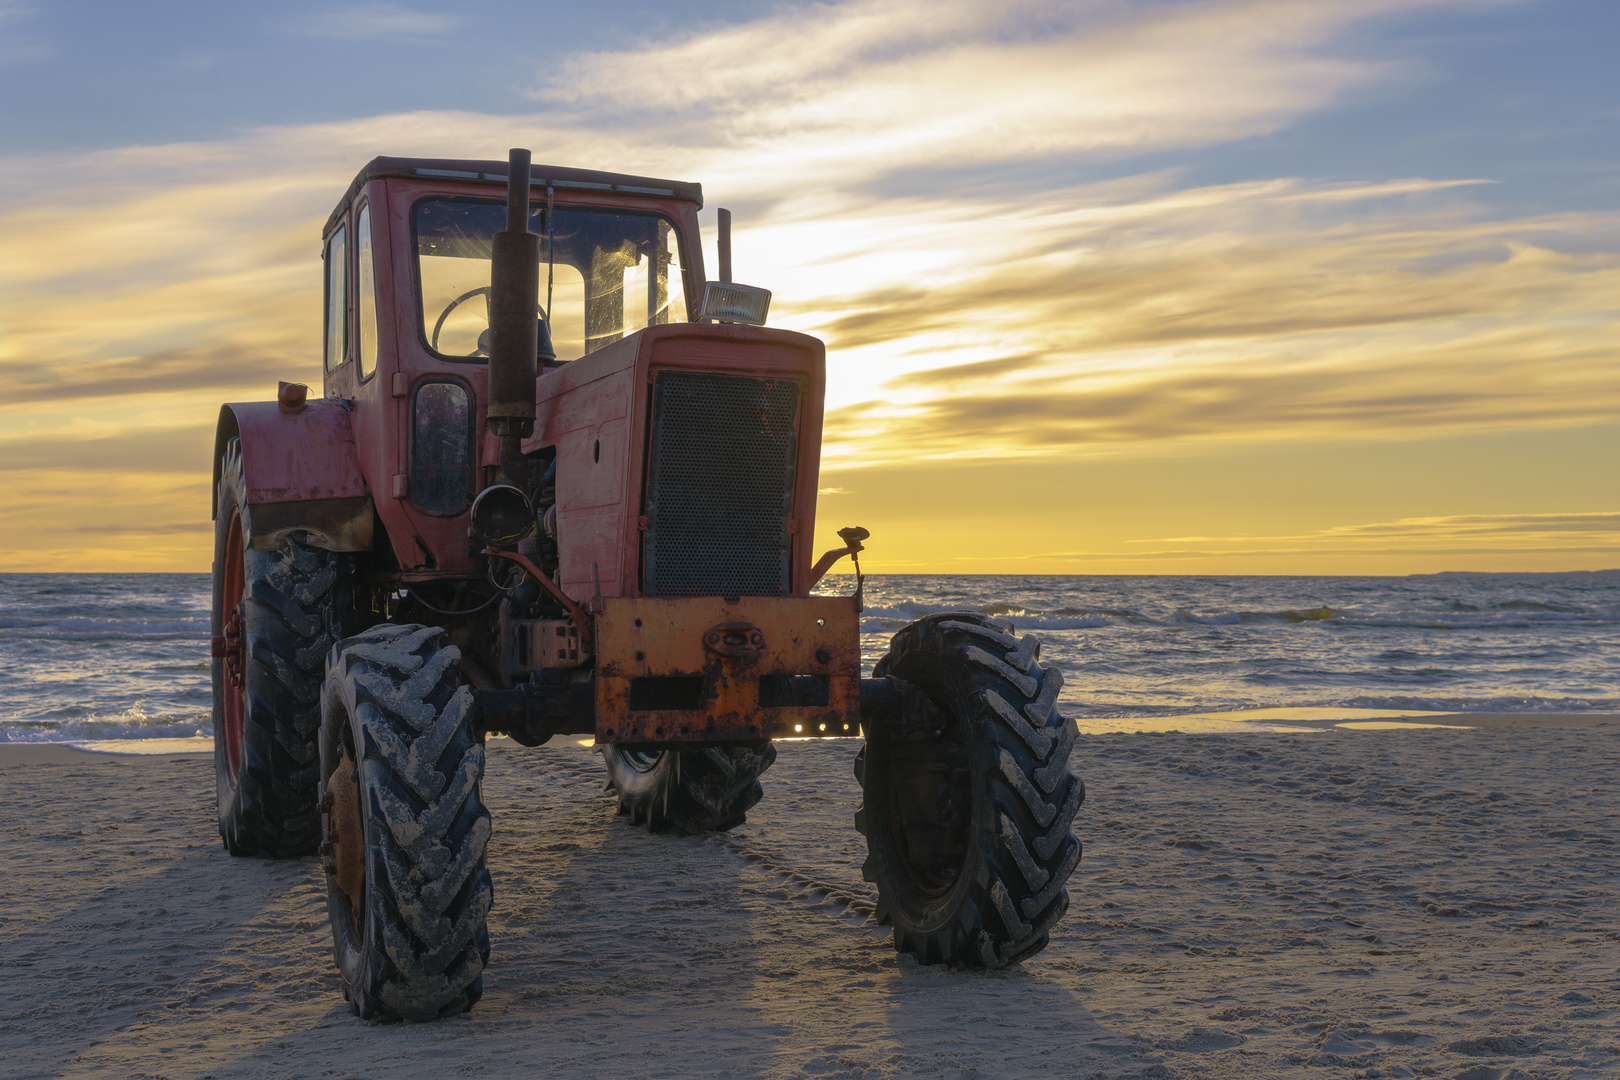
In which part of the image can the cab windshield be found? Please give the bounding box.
[414,197,688,362]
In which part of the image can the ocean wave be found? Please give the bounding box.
[1,712,212,744]
[994,614,1121,630]
[859,606,1129,632]
[1342,694,1620,714]
[0,615,208,639]
[860,603,1618,634]
[3,571,1614,733]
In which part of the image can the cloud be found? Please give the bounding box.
[0,466,210,571]
[1318,512,1620,540]
[535,0,1476,197]
[0,424,215,473]
[939,512,1619,565]
[0,0,46,65]
[301,3,454,39]
[1146,512,1620,546]
[74,521,211,536]
[803,178,1620,463]
[1,346,309,404]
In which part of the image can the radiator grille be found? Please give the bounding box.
[644,371,800,597]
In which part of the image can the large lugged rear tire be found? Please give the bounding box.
[602,744,777,834]
[213,436,354,857]
[857,612,1083,968]
[319,624,492,1022]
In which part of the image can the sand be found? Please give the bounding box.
[2,722,1617,1079]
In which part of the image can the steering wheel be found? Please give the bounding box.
[431,287,491,356]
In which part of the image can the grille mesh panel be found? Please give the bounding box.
[644,371,800,597]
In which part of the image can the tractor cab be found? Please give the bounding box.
[312,157,712,582]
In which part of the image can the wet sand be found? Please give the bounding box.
[2,722,1617,1079]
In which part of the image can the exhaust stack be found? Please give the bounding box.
[717,207,732,283]
[486,148,539,437]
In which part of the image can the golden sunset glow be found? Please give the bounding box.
[1,0,1614,573]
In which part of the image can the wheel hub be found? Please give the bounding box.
[212,603,245,688]
[214,507,248,783]
[321,747,366,911]
[880,692,971,898]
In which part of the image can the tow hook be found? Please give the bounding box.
[704,621,767,662]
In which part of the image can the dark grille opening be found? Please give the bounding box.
[758,674,831,708]
[643,371,800,597]
[629,676,707,711]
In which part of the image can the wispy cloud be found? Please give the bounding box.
[808,178,1619,464]
[934,513,1619,566]
[0,0,47,64]
[0,424,214,473]
[1144,512,1620,546]
[73,521,211,536]
[537,0,1431,193]
[300,3,454,39]
[2,347,309,405]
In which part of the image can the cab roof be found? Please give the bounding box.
[324,155,705,235]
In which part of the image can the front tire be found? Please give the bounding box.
[602,744,777,834]
[857,613,1083,968]
[319,624,492,1022]
[213,437,353,857]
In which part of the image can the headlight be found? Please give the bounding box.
[698,282,772,326]
[471,484,534,548]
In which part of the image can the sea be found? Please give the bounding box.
[1,571,1615,750]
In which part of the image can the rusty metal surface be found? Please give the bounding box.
[523,619,583,669]
[243,495,375,553]
[595,595,859,744]
[276,380,309,412]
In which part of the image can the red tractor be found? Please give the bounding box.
[210,149,1083,1021]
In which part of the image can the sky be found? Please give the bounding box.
[0,0,1615,574]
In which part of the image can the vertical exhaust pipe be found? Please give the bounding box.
[717,208,732,283]
[487,148,539,438]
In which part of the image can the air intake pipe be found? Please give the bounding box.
[486,147,539,438]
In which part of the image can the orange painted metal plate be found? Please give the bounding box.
[595,596,860,744]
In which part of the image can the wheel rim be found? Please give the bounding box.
[619,749,664,774]
[880,698,972,901]
[327,741,366,922]
[219,507,247,784]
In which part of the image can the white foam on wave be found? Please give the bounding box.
[2,712,211,744]
[992,614,1119,630]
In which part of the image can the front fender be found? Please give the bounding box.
[213,399,374,552]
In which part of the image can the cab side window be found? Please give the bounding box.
[324,225,348,372]
[356,205,379,379]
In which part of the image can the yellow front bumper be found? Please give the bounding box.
[594,595,861,744]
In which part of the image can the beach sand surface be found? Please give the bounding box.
[2,723,1617,1079]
